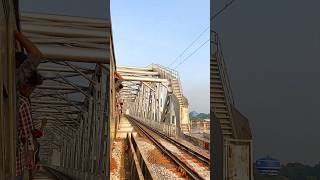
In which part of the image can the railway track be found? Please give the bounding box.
[33,166,72,180]
[127,115,210,180]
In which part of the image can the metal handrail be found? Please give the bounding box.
[150,64,186,106]
[212,31,237,138]
[218,53,234,106]
[215,33,234,105]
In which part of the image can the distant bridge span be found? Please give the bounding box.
[117,64,191,138]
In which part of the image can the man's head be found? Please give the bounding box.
[115,79,123,91]
[119,83,124,89]
[15,52,28,68]
[19,70,43,97]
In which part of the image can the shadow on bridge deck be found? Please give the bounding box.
[110,116,134,179]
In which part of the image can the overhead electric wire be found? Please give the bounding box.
[169,0,237,69]
[168,26,209,67]
[173,39,209,69]
[211,0,236,21]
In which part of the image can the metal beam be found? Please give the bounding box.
[31,37,110,44]
[142,82,156,92]
[121,95,137,97]
[46,128,72,140]
[120,90,138,93]
[117,66,152,71]
[35,44,110,63]
[31,90,80,97]
[38,67,93,74]
[21,23,109,38]
[45,116,77,132]
[64,62,96,85]
[121,76,168,83]
[37,85,78,91]
[32,109,79,114]
[117,69,159,76]
[44,73,85,81]
[31,100,78,106]
[58,74,90,97]
[21,12,110,26]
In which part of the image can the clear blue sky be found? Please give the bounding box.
[111,1,210,113]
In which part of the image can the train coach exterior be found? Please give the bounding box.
[0,0,18,179]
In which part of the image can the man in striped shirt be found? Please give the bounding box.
[15,31,44,180]
[16,71,43,180]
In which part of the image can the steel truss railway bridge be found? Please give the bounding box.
[0,0,252,179]
[118,64,190,137]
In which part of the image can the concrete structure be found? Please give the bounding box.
[211,30,253,180]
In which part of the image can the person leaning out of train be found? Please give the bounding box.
[15,31,43,86]
[16,71,43,180]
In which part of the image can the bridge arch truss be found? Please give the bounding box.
[117,64,191,138]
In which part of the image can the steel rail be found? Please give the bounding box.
[127,116,206,180]
[131,116,210,166]
[43,166,72,180]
